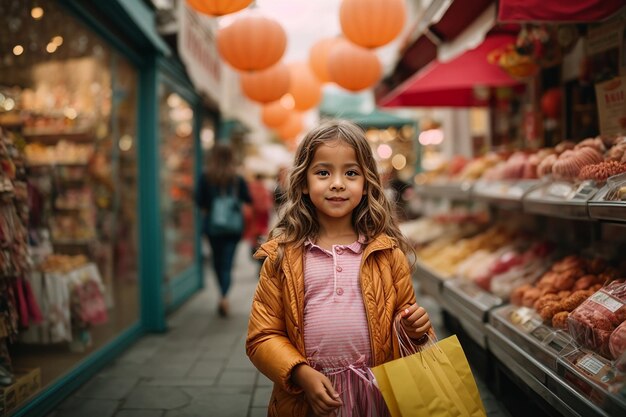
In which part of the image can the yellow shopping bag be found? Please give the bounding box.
[372,335,487,417]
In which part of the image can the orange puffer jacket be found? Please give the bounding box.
[246,234,422,417]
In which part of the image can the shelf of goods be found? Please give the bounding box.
[440,279,504,349]
[414,260,446,304]
[414,260,626,417]
[415,181,473,201]
[471,180,539,210]
[417,178,626,223]
[588,174,626,223]
[523,180,599,220]
[412,178,626,416]
[487,305,625,417]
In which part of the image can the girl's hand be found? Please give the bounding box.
[292,364,342,416]
[400,303,431,341]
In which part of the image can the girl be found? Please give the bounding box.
[246,120,433,417]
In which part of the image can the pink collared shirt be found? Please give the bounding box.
[303,239,371,368]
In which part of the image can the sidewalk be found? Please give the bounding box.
[47,242,511,417]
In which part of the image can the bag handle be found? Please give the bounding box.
[393,314,439,357]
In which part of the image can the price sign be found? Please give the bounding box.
[578,354,604,375]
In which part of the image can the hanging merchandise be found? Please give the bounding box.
[0,128,31,386]
[515,24,563,68]
[487,43,539,81]
[540,88,562,119]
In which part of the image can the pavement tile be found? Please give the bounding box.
[256,373,273,387]
[145,378,217,387]
[186,359,224,379]
[217,370,257,388]
[225,352,256,371]
[251,387,272,408]
[249,407,268,417]
[74,376,139,400]
[117,344,161,365]
[163,393,250,417]
[114,411,164,417]
[122,386,189,410]
[54,397,120,417]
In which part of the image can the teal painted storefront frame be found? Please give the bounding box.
[156,57,204,313]
[12,1,203,415]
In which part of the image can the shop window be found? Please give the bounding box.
[158,88,196,289]
[0,0,139,397]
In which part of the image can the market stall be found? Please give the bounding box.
[394,4,626,415]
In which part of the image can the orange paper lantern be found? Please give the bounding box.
[288,62,322,111]
[186,0,252,16]
[340,0,406,48]
[261,101,290,128]
[308,37,341,83]
[328,41,382,92]
[240,62,290,104]
[276,112,304,142]
[217,14,287,71]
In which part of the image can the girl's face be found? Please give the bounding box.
[303,140,366,227]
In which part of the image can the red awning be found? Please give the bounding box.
[430,0,494,41]
[497,0,624,23]
[379,34,522,108]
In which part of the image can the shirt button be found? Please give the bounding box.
[336,266,342,272]
[336,248,343,255]
[336,288,344,296]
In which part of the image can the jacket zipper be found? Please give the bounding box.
[360,245,377,366]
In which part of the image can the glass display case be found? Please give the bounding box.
[0,0,140,397]
[158,87,196,291]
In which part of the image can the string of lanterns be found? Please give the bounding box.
[187,0,407,143]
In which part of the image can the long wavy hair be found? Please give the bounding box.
[205,143,237,188]
[270,119,414,266]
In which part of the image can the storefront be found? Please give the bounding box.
[386,2,626,416]
[156,60,204,312]
[0,1,207,415]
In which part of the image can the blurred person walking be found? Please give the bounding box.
[244,173,273,259]
[196,144,251,317]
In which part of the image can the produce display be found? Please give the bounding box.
[417,135,626,186]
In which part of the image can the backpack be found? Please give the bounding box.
[206,178,243,236]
